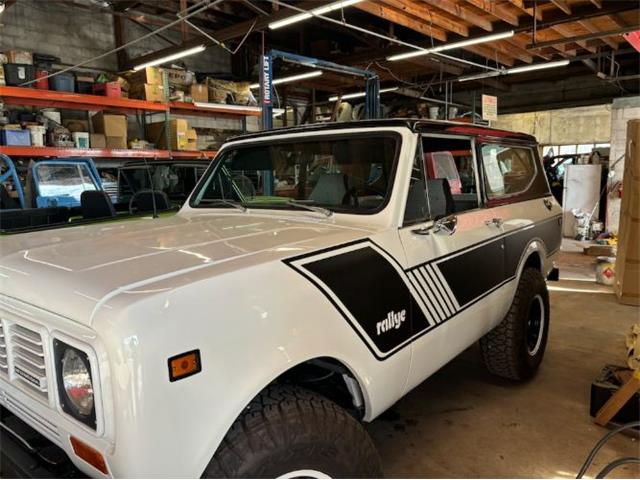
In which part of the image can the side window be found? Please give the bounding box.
[480,144,538,200]
[422,136,479,213]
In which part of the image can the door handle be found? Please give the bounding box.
[485,217,504,228]
[543,198,553,210]
[412,215,457,236]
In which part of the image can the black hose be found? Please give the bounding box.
[596,457,640,478]
[576,421,640,478]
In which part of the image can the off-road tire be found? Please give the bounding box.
[202,384,383,478]
[479,267,550,381]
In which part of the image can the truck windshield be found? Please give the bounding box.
[190,133,399,214]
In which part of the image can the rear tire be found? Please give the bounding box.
[202,384,382,478]
[480,267,550,381]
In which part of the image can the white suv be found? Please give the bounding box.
[0,120,562,478]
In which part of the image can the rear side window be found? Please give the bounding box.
[480,144,544,200]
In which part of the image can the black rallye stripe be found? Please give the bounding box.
[284,214,562,361]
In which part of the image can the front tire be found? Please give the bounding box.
[202,384,382,478]
[480,267,550,381]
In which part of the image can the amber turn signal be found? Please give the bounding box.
[70,436,108,475]
[168,349,201,382]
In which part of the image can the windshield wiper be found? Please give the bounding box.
[197,199,247,212]
[287,200,333,217]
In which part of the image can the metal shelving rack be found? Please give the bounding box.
[0,85,261,159]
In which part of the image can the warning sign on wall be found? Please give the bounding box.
[482,94,498,121]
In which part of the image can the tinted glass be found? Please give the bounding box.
[481,144,538,199]
[191,134,399,214]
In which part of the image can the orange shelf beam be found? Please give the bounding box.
[0,146,217,159]
[0,86,168,112]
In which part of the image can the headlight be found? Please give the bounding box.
[54,340,96,429]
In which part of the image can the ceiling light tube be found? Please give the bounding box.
[458,71,502,82]
[269,0,362,30]
[249,70,323,89]
[506,59,570,74]
[133,44,206,71]
[328,86,398,102]
[387,30,515,62]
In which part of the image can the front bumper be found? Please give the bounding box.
[0,406,84,478]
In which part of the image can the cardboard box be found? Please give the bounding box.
[164,68,187,87]
[186,128,198,151]
[190,83,208,103]
[64,119,89,133]
[92,112,127,149]
[126,67,163,86]
[614,119,640,306]
[7,50,33,65]
[146,119,188,150]
[129,83,166,103]
[90,133,106,149]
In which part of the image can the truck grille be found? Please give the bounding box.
[0,324,7,375]
[9,325,48,398]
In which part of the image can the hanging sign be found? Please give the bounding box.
[482,94,498,121]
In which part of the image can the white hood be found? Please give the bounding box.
[0,212,373,325]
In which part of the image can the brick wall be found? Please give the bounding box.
[0,0,230,73]
[607,96,640,234]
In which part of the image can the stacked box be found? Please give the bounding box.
[92,112,127,149]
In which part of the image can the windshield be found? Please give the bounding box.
[190,133,399,214]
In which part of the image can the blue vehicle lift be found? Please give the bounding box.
[0,154,26,209]
[259,49,381,131]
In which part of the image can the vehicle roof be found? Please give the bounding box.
[230,118,537,144]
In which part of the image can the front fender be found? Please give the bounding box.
[92,261,407,477]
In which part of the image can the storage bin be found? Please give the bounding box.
[92,82,121,98]
[72,132,90,149]
[50,72,75,92]
[3,63,35,87]
[0,129,32,146]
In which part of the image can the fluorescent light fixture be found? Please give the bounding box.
[328,86,398,102]
[506,59,570,74]
[249,70,323,89]
[269,0,362,30]
[458,71,502,82]
[458,59,570,82]
[387,30,515,62]
[133,44,206,71]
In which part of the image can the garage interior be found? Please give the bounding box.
[1,0,639,478]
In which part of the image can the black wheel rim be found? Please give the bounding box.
[526,294,545,356]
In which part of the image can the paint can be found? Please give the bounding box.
[27,125,46,147]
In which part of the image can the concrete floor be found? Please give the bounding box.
[366,241,640,478]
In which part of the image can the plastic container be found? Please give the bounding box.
[35,70,49,90]
[3,63,35,87]
[50,72,75,92]
[0,129,32,146]
[28,125,47,147]
[72,131,90,149]
[41,109,62,125]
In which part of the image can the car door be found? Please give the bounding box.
[397,134,512,392]
[477,141,563,285]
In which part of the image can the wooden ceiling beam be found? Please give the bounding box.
[549,0,572,15]
[590,0,602,8]
[506,0,542,21]
[463,44,516,66]
[353,1,448,41]
[420,0,494,32]
[375,0,469,37]
[578,20,618,50]
[463,0,520,26]
[551,23,597,53]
